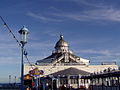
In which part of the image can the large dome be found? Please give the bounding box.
[55,35,69,48]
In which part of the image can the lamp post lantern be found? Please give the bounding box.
[19,26,29,90]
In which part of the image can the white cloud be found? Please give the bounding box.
[27,8,120,23]
[43,29,62,37]
[75,49,120,64]
[78,49,111,56]
[72,0,108,8]
[0,57,20,64]
[78,49,120,56]
[26,0,120,22]
[26,12,64,22]
[28,41,53,49]
[52,8,120,22]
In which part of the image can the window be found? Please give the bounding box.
[70,78,78,84]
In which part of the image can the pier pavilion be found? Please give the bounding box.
[24,35,118,89]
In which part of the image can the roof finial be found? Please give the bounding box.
[60,35,64,39]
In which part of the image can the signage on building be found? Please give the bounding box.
[24,74,33,80]
[29,68,44,76]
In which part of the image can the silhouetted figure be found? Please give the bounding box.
[60,85,66,90]
[48,84,52,90]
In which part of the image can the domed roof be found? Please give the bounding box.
[55,35,69,48]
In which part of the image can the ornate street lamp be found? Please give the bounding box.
[19,26,29,90]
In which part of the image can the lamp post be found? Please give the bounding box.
[9,75,11,84]
[14,76,16,85]
[19,26,29,90]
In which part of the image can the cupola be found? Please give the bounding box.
[55,35,69,53]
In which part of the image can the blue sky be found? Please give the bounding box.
[1,0,120,82]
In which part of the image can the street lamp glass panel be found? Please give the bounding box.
[21,31,28,43]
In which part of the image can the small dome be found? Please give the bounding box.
[19,26,29,34]
[55,35,69,48]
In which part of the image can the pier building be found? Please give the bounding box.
[24,35,118,89]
